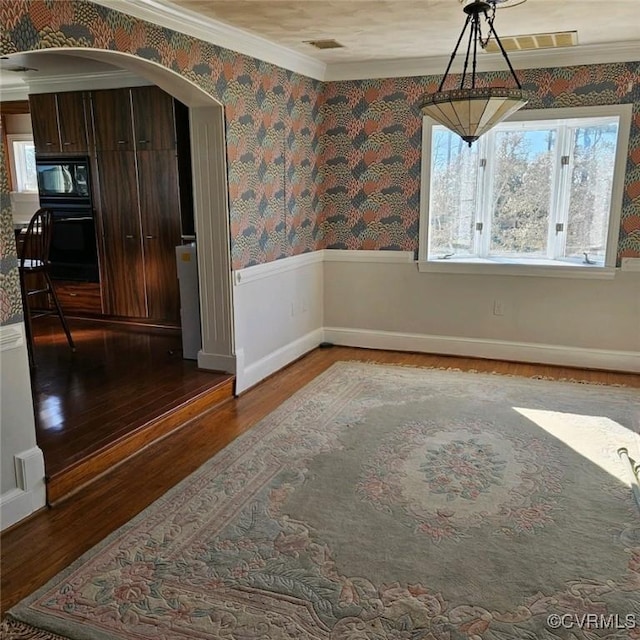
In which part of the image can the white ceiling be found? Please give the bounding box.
[1,0,638,94]
[166,0,640,63]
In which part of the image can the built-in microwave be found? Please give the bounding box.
[36,157,92,208]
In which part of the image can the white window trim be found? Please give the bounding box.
[6,133,37,194]
[418,104,632,279]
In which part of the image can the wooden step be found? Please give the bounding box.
[46,376,235,505]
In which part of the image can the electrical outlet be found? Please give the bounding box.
[493,299,504,316]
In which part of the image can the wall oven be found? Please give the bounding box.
[36,157,91,209]
[35,157,99,282]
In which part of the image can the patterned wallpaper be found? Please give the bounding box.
[0,134,22,325]
[0,0,323,275]
[0,0,638,329]
[318,64,640,258]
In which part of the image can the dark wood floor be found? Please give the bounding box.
[2,345,638,614]
[29,316,231,476]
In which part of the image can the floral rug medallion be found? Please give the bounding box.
[4,362,640,640]
[358,421,564,542]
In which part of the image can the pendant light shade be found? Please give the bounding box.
[420,0,528,145]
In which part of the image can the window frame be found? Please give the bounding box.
[6,133,37,193]
[418,104,633,278]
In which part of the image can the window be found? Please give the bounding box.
[6,134,37,192]
[419,105,632,275]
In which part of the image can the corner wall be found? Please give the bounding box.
[233,250,639,398]
[323,252,640,373]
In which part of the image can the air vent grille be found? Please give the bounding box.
[483,31,578,53]
[304,39,344,50]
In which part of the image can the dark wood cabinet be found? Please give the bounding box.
[29,92,88,154]
[54,281,102,315]
[92,86,176,152]
[91,87,190,325]
[96,148,183,323]
[92,89,134,152]
[131,87,176,151]
[96,151,147,318]
[27,86,191,325]
[29,93,59,153]
[137,150,181,322]
[57,92,90,153]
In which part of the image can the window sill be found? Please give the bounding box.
[417,260,617,279]
[10,191,38,200]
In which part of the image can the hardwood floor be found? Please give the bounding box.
[2,345,638,615]
[29,316,232,476]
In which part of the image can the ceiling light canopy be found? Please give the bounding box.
[420,0,528,146]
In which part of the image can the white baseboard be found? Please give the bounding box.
[323,327,640,373]
[0,447,46,531]
[236,328,324,394]
[197,351,236,374]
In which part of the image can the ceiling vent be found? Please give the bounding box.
[304,39,344,50]
[483,31,578,53]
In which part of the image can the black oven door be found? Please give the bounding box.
[49,214,99,282]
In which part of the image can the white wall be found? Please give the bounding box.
[10,192,39,225]
[323,251,640,372]
[231,249,639,396]
[0,324,46,530]
[233,252,324,393]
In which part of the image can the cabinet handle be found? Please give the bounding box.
[125,234,134,239]
[117,140,127,144]
[62,141,73,146]
[45,142,55,146]
[68,292,78,297]
[145,235,155,239]
[138,140,150,144]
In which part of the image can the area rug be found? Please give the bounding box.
[4,362,640,640]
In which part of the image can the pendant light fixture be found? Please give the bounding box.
[420,0,528,146]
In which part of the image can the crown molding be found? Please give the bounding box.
[0,79,29,100]
[91,0,328,81]
[26,69,151,93]
[9,1,636,84]
[324,41,640,81]
[0,69,151,98]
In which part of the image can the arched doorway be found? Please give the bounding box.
[7,47,235,371]
[2,47,239,505]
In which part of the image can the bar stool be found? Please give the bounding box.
[18,208,75,367]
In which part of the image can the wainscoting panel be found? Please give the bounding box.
[323,252,640,372]
[233,252,324,393]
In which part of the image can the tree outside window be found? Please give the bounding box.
[425,112,622,268]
